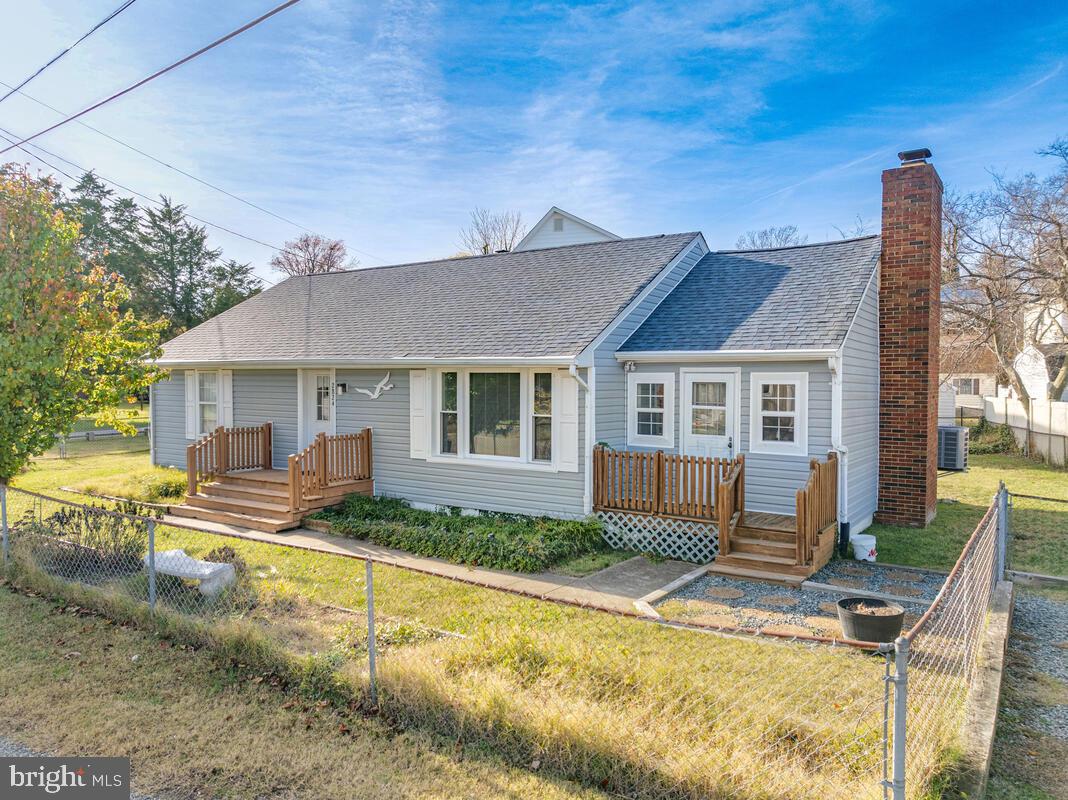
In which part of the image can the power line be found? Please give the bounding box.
[0,0,139,106]
[0,78,386,264]
[0,0,304,156]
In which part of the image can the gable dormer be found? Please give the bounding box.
[513,207,620,252]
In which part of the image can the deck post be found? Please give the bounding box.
[287,454,300,511]
[216,426,229,475]
[316,432,328,489]
[364,428,373,479]
[186,443,197,496]
[263,422,273,470]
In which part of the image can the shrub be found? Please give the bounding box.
[969,419,1018,455]
[139,471,187,501]
[313,495,606,573]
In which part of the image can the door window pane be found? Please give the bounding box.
[692,381,725,407]
[469,372,521,457]
[692,408,726,436]
[316,375,331,422]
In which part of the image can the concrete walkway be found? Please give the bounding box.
[161,514,701,615]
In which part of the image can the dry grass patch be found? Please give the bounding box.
[0,585,604,800]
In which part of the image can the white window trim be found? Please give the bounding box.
[749,371,808,456]
[185,368,233,439]
[426,367,562,471]
[626,371,675,449]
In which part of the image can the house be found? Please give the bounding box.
[152,150,944,582]
[939,337,1002,408]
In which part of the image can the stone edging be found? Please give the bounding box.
[800,580,931,607]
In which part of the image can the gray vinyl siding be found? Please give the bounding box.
[840,276,880,532]
[592,236,707,448]
[618,361,834,517]
[150,372,187,468]
[151,369,298,470]
[335,368,586,518]
[232,370,298,469]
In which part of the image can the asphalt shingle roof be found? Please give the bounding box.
[620,236,881,353]
[159,233,699,363]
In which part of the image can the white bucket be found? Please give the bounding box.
[851,534,877,562]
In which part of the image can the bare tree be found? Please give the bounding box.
[734,225,807,250]
[458,208,526,255]
[941,139,1068,402]
[270,234,355,276]
[832,214,874,239]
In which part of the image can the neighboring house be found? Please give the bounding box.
[1013,343,1068,401]
[153,151,944,576]
[513,206,620,251]
[939,338,1001,408]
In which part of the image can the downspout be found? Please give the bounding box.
[569,363,593,516]
[829,352,850,555]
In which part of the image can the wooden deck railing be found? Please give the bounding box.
[593,447,744,523]
[715,456,745,556]
[795,451,838,565]
[186,422,273,496]
[287,429,373,511]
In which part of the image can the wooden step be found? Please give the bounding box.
[168,503,298,533]
[730,535,797,558]
[735,525,796,544]
[201,481,290,503]
[185,493,293,519]
[707,561,806,587]
[713,552,812,577]
[215,472,290,491]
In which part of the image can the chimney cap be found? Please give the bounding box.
[898,147,932,165]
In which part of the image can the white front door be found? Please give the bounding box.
[681,371,737,459]
[301,370,334,448]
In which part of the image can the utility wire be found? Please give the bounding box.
[0,0,303,156]
[0,79,386,264]
[0,0,139,106]
[0,80,315,234]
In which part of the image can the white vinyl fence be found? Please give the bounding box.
[983,397,1068,466]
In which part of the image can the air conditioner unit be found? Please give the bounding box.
[938,425,969,470]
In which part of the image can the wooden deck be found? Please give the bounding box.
[171,425,374,532]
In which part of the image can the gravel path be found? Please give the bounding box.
[655,567,930,637]
[1007,592,1068,740]
[0,736,158,800]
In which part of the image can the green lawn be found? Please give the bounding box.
[69,399,150,433]
[870,454,1067,576]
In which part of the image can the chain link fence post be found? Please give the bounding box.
[1,482,8,566]
[147,518,157,611]
[891,635,909,800]
[366,559,378,708]
[997,482,1009,579]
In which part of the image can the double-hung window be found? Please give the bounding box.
[432,369,556,465]
[198,371,219,435]
[626,372,675,448]
[749,372,808,456]
[951,377,980,395]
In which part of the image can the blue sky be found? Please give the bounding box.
[2,0,1067,281]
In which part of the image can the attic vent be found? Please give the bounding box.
[552,216,564,232]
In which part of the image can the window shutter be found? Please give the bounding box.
[220,370,234,427]
[556,372,580,472]
[409,369,429,459]
[184,371,197,439]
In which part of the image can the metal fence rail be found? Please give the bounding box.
[0,483,1010,800]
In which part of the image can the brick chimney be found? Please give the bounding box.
[875,149,942,527]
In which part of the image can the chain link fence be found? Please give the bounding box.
[41,427,150,459]
[0,483,1010,800]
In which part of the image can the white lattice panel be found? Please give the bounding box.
[597,511,719,563]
